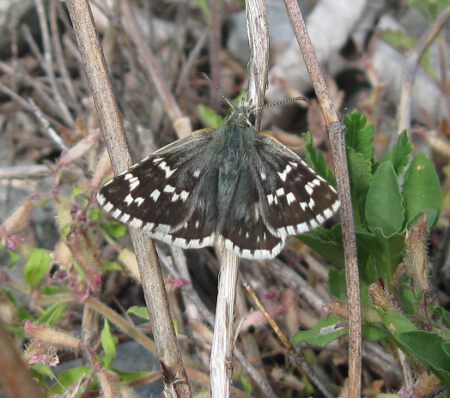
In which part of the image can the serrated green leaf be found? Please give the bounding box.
[37,302,68,325]
[292,315,347,346]
[127,305,149,320]
[344,111,374,161]
[365,161,405,236]
[23,248,52,288]
[303,132,335,185]
[299,225,344,268]
[403,153,442,229]
[381,130,413,175]
[101,320,117,369]
[197,104,224,129]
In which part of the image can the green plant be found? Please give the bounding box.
[294,111,449,391]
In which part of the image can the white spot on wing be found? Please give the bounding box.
[124,194,133,206]
[297,222,308,233]
[180,191,189,201]
[112,209,122,218]
[130,218,143,228]
[104,202,113,212]
[286,192,296,205]
[134,197,145,206]
[276,188,285,197]
[323,208,333,219]
[150,189,161,201]
[97,193,106,205]
[193,169,201,178]
[305,185,314,195]
[277,164,292,182]
[124,173,133,180]
[316,214,325,223]
[308,197,315,209]
[332,200,340,212]
[121,213,130,223]
[300,202,308,211]
[287,226,296,235]
[195,220,200,229]
[163,185,175,193]
[260,171,266,180]
[129,179,140,191]
[267,194,274,206]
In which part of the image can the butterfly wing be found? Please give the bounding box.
[250,135,340,239]
[97,130,218,247]
[218,159,285,259]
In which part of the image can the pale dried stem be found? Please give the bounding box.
[210,1,270,397]
[283,1,361,397]
[397,4,450,134]
[65,1,192,396]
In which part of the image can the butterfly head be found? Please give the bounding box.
[226,99,254,128]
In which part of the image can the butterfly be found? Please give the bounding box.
[97,99,340,259]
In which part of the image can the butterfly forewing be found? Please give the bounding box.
[97,129,217,244]
[251,135,340,239]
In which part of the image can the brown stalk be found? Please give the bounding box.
[283,1,361,397]
[0,323,45,398]
[397,4,450,134]
[64,1,192,396]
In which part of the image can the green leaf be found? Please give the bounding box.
[403,153,442,229]
[380,30,417,51]
[101,221,127,238]
[362,324,388,341]
[292,315,347,346]
[371,230,405,284]
[365,161,404,236]
[31,364,54,380]
[88,206,102,221]
[127,305,149,320]
[377,309,417,337]
[51,366,91,393]
[433,307,450,328]
[328,269,371,304]
[303,132,335,185]
[197,104,224,129]
[71,185,84,199]
[398,331,450,390]
[100,320,117,369]
[408,0,450,21]
[37,302,68,326]
[101,262,123,272]
[344,111,374,161]
[7,249,20,267]
[23,248,52,288]
[381,130,413,175]
[299,225,344,268]
[347,148,373,224]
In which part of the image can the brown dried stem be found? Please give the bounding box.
[283,1,361,397]
[64,1,192,396]
[397,4,450,134]
[0,323,45,398]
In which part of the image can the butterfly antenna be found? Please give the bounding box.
[199,72,235,110]
[249,96,308,114]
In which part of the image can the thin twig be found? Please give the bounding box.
[0,82,68,151]
[64,2,192,396]
[34,0,75,128]
[283,1,361,397]
[397,4,450,134]
[120,0,192,139]
[0,165,52,179]
[243,281,334,398]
